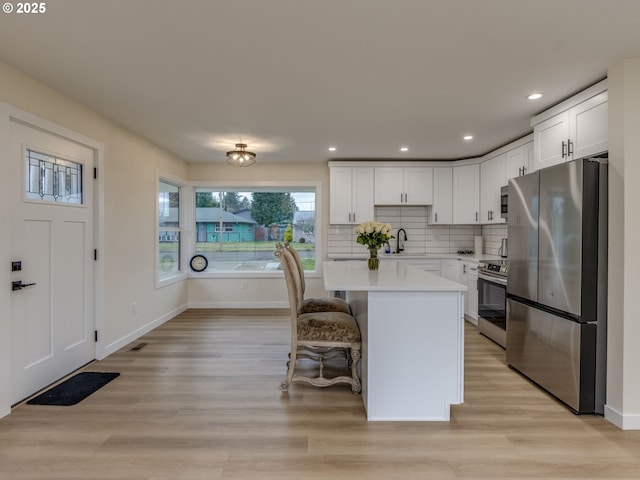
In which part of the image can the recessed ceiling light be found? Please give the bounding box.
[400,147,409,152]
[463,135,473,141]
[527,93,543,100]
[328,146,337,152]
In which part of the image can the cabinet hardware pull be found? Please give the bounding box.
[404,193,407,203]
[400,193,403,203]
[522,166,527,174]
[519,167,522,176]
[475,212,478,222]
[562,141,567,158]
[435,212,438,223]
[568,140,574,156]
[463,264,467,274]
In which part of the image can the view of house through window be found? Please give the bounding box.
[158,180,181,279]
[193,187,316,272]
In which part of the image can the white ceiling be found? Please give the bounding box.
[1,0,640,164]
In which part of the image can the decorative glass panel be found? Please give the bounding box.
[158,230,181,276]
[25,149,83,204]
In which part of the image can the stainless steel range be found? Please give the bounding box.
[477,259,508,348]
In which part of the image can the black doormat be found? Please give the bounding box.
[26,372,120,406]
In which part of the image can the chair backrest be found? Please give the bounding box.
[275,245,303,322]
[284,242,305,294]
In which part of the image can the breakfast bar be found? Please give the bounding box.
[323,260,467,421]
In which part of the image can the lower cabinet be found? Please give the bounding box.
[461,261,479,325]
[440,259,459,282]
[403,259,441,276]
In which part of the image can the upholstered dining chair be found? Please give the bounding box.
[275,246,361,394]
[279,242,351,314]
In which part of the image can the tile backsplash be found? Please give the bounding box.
[327,206,509,256]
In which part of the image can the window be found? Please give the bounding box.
[158,179,182,280]
[25,149,83,204]
[193,186,317,274]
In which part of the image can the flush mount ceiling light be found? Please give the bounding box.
[527,92,543,100]
[226,143,256,167]
[463,135,474,141]
[400,147,409,152]
[328,146,337,152]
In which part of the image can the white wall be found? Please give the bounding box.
[606,58,640,429]
[0,61,189,416]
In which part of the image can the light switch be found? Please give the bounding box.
[11,261,21,272]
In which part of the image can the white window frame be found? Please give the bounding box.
[189,180,322,278]
[156,172,188,288]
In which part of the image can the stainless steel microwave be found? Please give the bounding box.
[500,185,508,219]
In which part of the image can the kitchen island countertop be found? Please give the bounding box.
[323,260,467,292]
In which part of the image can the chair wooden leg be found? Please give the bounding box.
[350,347,362,394]
[282,346,297,392]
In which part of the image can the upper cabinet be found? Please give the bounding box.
[329,166,374,224]
[374,166,433,205]
[480,153,506,224]
[452,164,480,224]
[429,167,453,225]
[505,141,534,180]
[532,80,608,171]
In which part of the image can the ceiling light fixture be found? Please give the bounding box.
[400,147,409,152]
[463,135,473,141]
[527,92,543,100]
[328,146,337,152]
[226,143,256,167]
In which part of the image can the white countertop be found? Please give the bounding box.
[323,260,468,292]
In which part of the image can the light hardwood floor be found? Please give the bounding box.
[1,309,639,479]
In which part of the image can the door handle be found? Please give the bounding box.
[12,281,36,291]
[562,141,567,158]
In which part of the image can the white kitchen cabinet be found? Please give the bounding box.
[505,141,534,180]
[461,261,478,324]
[532,84,608,171]
[374,166,433,205]
[452,164,480,224]
[329,166,374,224]
[480,153,506,224]
[440,259,459,282]
[429,167,453,224]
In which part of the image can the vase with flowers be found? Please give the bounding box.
[354,220,395,270]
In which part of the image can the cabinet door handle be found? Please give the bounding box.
[400,193,403,203]
[562,141,567,158]
[475,212,478,222]
[352,213,355,223]
[463,264,467,274]
[404,193,408,203]
[568,140,574,157]
[522,166,527,175]
[518,167,522,176]
[435,212,438,223]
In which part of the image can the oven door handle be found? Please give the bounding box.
[478,272,507,286]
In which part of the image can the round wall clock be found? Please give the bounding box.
[189,254,208,272]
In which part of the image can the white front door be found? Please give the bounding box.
[9,119,95,404]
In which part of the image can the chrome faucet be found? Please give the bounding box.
[396,228,407,253]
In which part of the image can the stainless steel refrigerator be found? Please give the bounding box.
[506,157,607,414]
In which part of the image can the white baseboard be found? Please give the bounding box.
[187,301,288,309]
[604,404,640,430]
[98,303,188,359]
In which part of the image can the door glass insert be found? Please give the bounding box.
[25,149,83,204]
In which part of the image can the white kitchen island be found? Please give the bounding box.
[323,260,467,421]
